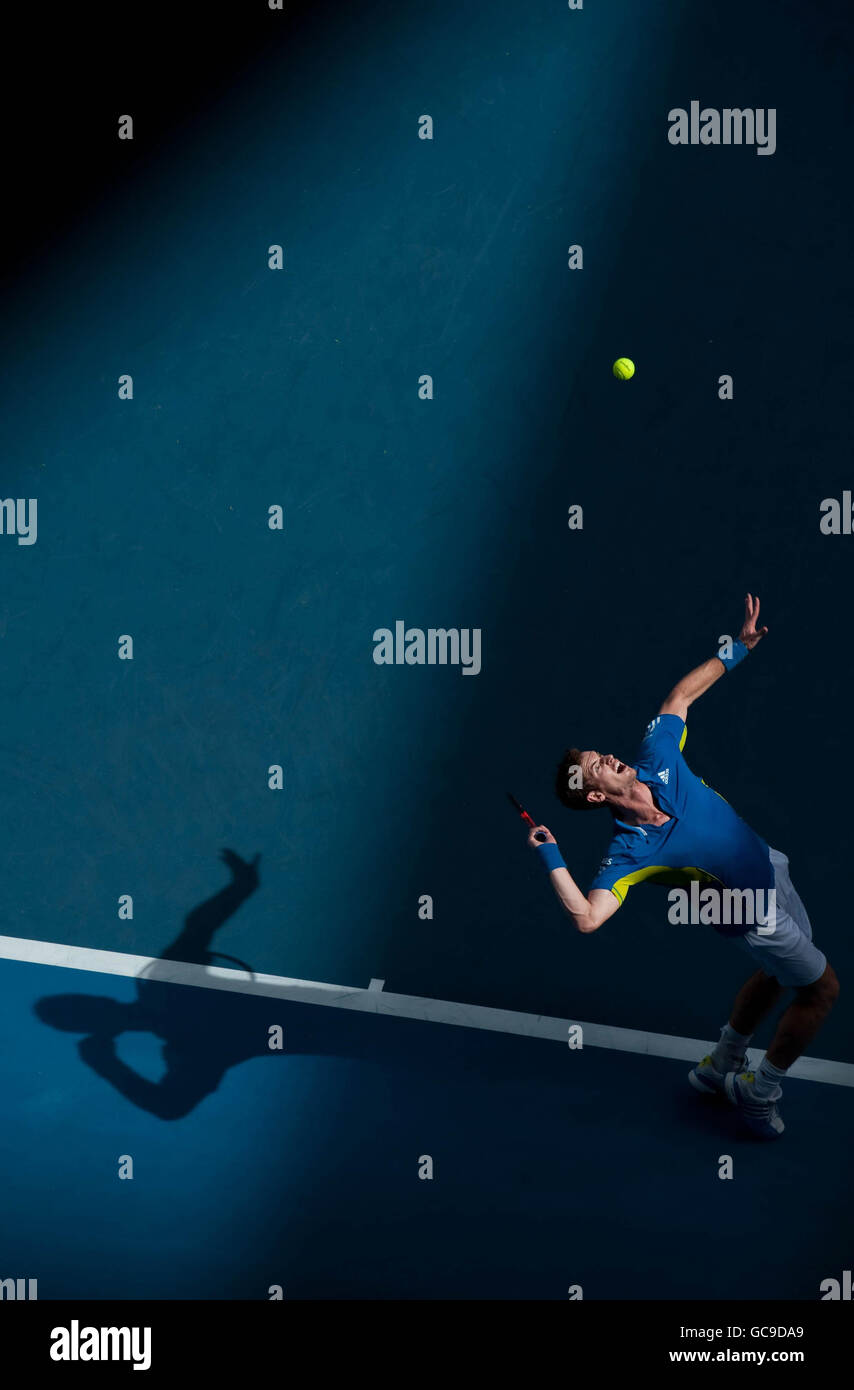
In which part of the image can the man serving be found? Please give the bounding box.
[531,596,839,1139]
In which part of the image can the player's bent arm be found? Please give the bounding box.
[659,656,725,721]
[527,827,620,932]
[548,870,621,933]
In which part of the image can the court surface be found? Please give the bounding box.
[1,0,852,1298]
[1,945,852,1300]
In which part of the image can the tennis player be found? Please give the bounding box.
[531,596,839,1139]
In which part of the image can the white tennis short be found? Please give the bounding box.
[735,848,827,988]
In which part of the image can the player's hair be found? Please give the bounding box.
[555,747,601,810]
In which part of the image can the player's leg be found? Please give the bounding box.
[765,963,839,1068]
[688,969,784,1096]
[729,968,786,1035]
[725,850,835,1137]
[724,964,839,1138]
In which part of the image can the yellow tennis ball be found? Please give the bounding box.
[613,357,635,380]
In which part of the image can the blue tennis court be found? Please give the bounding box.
[1,952,852,1300]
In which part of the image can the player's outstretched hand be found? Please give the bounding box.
[527,825,555,847]
[738,593,768,650]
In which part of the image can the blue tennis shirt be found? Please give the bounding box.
[588,714,773,932]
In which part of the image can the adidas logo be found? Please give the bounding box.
[657,768,670,785]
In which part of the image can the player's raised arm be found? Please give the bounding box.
[658,594,768,720]
[526,824,620,933]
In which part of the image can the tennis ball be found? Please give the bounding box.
[613,357,635,380]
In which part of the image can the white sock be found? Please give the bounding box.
[750,1056,787,1099]
[710,1022,752,1073]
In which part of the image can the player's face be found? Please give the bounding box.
[581,750,637,802]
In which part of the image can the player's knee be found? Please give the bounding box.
[800,964,839,1009]
[821,964,840,1006]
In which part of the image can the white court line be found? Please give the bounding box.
[1,932,852,1088]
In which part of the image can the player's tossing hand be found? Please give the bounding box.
[528,824,555,847]
[738,593,768,650]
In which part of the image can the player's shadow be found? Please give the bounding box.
[33,848,394,1121]
[34,847,584,1121]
